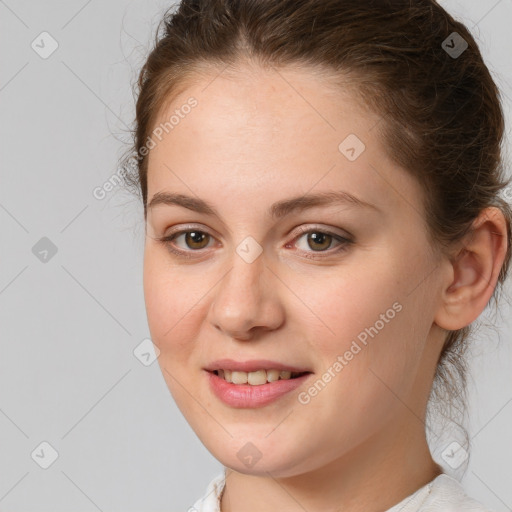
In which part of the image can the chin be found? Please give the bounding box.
[198,431,314,478]
[220,454,298,477]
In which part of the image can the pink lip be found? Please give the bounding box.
[204,358,311,373]
[206,370,312,408]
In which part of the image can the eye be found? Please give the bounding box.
[154,225,353,259]
[289,227,353,259]
[157,228,214,257]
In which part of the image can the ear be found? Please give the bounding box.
[434,207,509,331]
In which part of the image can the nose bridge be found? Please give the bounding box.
[209,241,283,338]
[220,232,267,297]
[216,246,266,316]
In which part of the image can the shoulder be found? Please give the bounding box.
[421,474,496,512]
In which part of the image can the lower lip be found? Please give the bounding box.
[206,370,312,408]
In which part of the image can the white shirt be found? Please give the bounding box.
[190,469,495,512]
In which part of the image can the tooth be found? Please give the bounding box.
[248,370,267,385]
[266,369,280,382]
[231,371,248,384]
[222,369,298,384]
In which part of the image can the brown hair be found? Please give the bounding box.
[122,0,512,464]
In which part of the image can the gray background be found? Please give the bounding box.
[0,0,511,511]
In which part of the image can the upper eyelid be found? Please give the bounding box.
[164,223,351,240]
[163,225,352,251]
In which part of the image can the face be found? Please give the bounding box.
[143,63,446,478]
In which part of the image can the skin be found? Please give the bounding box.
[142,62,508,512]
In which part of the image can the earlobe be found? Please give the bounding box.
[434,207,508,331]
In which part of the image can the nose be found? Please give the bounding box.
[208,250,285,341]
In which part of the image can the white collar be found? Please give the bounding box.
[190,470,492,512]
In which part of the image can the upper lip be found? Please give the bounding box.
[204,358,312,373]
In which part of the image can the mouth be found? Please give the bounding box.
[206,367,313,408]
[210,369,310,385]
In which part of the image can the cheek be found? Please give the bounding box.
[292,262,403,347]
[289,271,427,444]
[143,249,204,359]
[291,255,431,391]
[143,251,210,415]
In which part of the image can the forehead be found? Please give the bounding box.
[146,63,423,219]
[151,62,375,156]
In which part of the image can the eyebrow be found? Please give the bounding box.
[146,190,380,219]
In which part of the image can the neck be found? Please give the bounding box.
[220,420,443,512]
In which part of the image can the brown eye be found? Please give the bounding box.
[306,232,333,251]
[183,231,210,250]
[292,228,353,259]
[157,226,352,260]
[157,229,215,256]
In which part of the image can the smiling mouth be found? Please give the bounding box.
[211,369,309,385]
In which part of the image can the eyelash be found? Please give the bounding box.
[154,225,353,260]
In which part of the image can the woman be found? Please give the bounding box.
[122,1,511,510]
